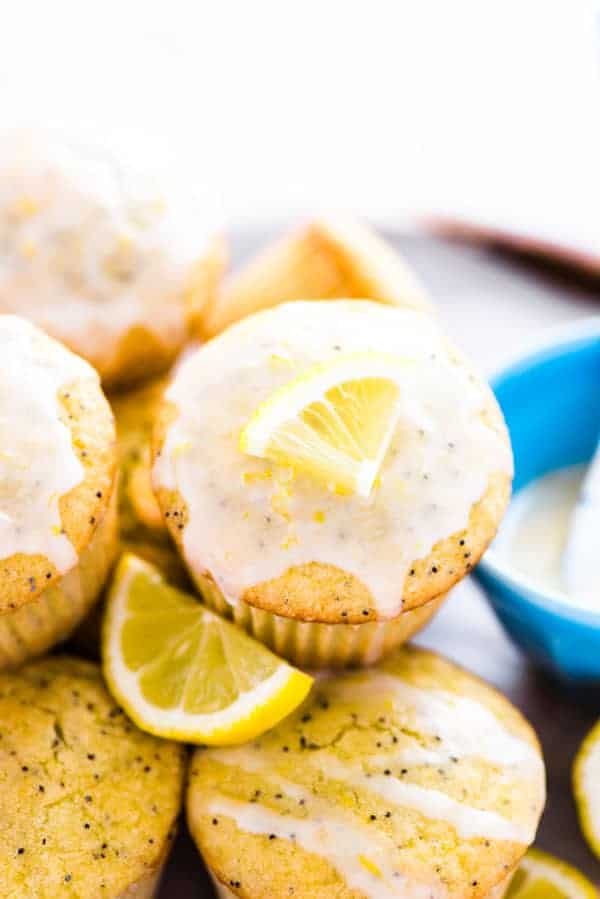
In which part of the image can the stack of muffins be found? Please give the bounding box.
[0,133,545,898]
[0,133,217,897]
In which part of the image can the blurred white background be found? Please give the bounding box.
[1,0,599,250]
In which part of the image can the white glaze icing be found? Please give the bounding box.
[326,672,543,773]
[204,665,542,846]
[200,661,542,897]
[206,796,439,899]
[0,315,96,571]
[0,132,214,367]
[154,301,512,617]
[563,447,600,609]
[313,756,533,843]
[208,723,536,848]
[493,463,600,610]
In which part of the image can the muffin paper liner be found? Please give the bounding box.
[195,571,447,669]
[0,486,118,669]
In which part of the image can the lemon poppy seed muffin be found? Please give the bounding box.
[0,656,186,898]
[0,315,118,667]
[153,300,512,667]
[0,132,225,386]
[202,217,432,338]
[188,645,545,899]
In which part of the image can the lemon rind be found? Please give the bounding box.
[102,554,313,745]
[510,847,597,898]
[239,351,411,457]
[573,719,600,861]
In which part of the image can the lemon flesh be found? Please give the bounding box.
[506,848,597,899]
[239,352,409,497]
[102,554,313,745]
[574,719,600,860]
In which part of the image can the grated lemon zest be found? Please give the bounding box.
[243,469,273,484]
[358,855,382,878]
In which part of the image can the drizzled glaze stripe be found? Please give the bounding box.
[206,742,532,845]
[206,796,442,899]
[317,755,533,843]
[326,673,542,771]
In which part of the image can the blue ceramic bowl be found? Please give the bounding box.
[475,319,600,683]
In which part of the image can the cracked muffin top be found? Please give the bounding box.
[153,300,512,623]
[0,656,186,899]
[0,315,116,614]
[187,645,545,899]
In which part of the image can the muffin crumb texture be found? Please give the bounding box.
[188,646,545,899]
[0,656,185,898]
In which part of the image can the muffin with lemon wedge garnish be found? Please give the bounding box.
[103,554,313,745]
[202,216,431,338]
[0,655,185,898]
[0,131,226,387]
[0,315,118,669]
[153,300,512,667]
[187,644,545,899]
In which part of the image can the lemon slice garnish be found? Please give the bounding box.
[506,848,597,899]
[239,352,410,497]
[574,719,600,860]
[102,554,313,745]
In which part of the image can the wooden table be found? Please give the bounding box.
[159,230,600,897]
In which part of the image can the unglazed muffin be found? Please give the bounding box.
[188,645,545,899]
[0,132,225,386]
[202,217,431,338]
[153,300,512,667]
[0,656,186,898]
[0,315,118,668]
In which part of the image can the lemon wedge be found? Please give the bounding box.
[506,848,597,899]
[102,554,313,745]
[239,352,410,497]
[574,720,600,859]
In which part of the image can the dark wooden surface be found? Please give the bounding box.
[158,230,600,897]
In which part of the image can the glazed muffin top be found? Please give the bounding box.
[0,656,186,899]
[188,645,545,899]
[0,132,220,384]
[0,315,116,612]
[153,300,512,622]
